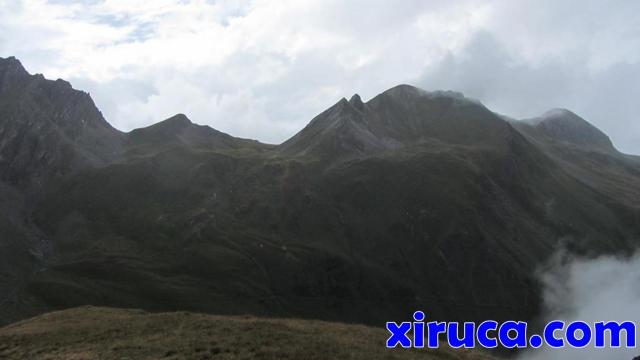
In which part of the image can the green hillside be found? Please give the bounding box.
[0,306,496,360]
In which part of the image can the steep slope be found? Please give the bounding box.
[23,82,640,331]
[0,59,278,325]
[512,111,640,209]
[2,59,640,340]
[0,57,125,191]
[278,96,392,159]
[0,307,495,360]
[0,59,277,325]
[0,57,125,325]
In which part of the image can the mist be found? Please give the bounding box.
[519,251,640,360]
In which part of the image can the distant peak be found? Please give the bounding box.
[382,84,426,98]
[379,85,480,107]
[329,97,359,115]
[168,113,191,121]
[528,109,615,151]
[349,93,365,111]
[0,56,29,79]
[162,113,193,127]
[132,113,196,135]
[541,108,579,120]
[428,90,471,101]
[534,108,591,126]
[0,56,25,68]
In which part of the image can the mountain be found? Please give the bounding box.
[520,108,615,152]
[0,56,125,324]
[280,85,513,160]
[127,113,268,156]
[512,110,640,209]
[0,57,124,191]
[1,58,640,338]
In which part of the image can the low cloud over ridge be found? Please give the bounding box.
[1,0,640,153]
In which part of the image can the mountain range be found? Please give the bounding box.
[1,56,639,330]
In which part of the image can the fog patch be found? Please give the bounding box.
[519,251,640,359]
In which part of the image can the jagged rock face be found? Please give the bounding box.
[127,113,268,156]
[279,97,390,158]
[279,85,513,160]
[0,57,31,95]
[1,58,640,333]
[0,57,125,190]
[0,57,125,324]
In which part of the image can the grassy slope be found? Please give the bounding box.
[0,306,496,360]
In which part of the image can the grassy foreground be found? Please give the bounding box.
[0,306,496,360]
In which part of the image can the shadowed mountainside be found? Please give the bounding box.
[1,57,640,334]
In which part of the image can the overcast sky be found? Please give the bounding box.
[1,0,640,153]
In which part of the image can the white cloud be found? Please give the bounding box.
[519,251,640,360]
[1,0,640,151]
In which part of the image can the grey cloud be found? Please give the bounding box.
[2,0,640,153]
[68,76,158,129]
[418,31,640,154]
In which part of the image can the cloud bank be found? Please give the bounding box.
[1,0,640,153]
[519,252,640,360]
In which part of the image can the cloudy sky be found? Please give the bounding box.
[1,0,640,153]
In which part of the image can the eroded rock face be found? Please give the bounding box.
[0,57,125,323]
[279,84,509,160]
[0,57,125,191]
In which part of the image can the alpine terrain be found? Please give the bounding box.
[1,56,639,337]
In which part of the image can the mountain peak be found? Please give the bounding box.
[530,108,585,125]
[380,84,426,99]
[157,113,193,130]
[128,113,266,152]
[130,113,196,140]
[541,108,575,118]
[378,85,481,108]
[0,56,26,73]
[0,56,29,90]
[527,109,615,151]
[348,94,365,111]
[0,56,125,189]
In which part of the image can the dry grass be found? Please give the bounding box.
[0,306,497,360]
